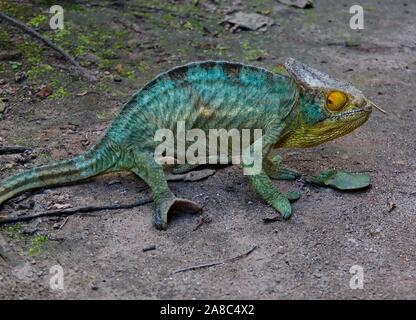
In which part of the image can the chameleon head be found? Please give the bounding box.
[278,58,375,148]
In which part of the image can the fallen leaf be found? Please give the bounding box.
[388,201,396,212]
[115,63,124,74]
[310,170,371,190]
[36,85,53,99]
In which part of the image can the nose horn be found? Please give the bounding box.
[368,100,387,114]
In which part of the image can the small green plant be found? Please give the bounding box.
[4,224,22,239]
[28,235,48,256]
[53,28,71,44]
[9,61,22,70]
[28,14,46,28]
[97,111,110,120]
[126,70,135,80]
[48,87,70,100]
[0,29,9,48]
[17,41,41,65]
[27,63,54,80]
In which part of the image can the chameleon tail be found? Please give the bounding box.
[0,140,118,207]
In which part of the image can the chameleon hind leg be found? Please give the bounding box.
[264,154,300,181]
[132,152,201,230]
[242,127,292,219]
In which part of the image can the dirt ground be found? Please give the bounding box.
[0,0,415,299]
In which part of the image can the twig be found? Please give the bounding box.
[0,12,96,82]
[0,146,31,155]
[172,246,258,274]
[58,216,69,229]
[0,197,153,225]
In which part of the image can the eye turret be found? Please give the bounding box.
[326,91,347,111]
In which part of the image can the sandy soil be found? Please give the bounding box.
[0,0,415,299]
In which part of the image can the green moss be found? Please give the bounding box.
[28,235,48,257]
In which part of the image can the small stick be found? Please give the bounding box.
[0,146,31,155]
[0,12,96,82]
[58,216,69,229]
[0,197,153,225]
[142,245,156,252]
[172,246,258,274]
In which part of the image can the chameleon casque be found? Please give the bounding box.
[0,58,375,230]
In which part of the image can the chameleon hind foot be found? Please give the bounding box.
[153,197,202,230]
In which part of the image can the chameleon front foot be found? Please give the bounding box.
[269,195,292,219]
[263,154,300,180]
[153,197,202,230]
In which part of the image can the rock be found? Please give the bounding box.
[221,11,275,32]
[90,284,99,291]
[0,100,6,113]
[277,0,313,9]
[15,71,26,83]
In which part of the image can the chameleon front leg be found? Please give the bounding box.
[263,153,300,181]
[132,152,201,230]
[242,127,292,219]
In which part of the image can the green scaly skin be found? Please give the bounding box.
[0,59,372,230]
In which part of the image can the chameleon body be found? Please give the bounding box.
[0,59,372,229]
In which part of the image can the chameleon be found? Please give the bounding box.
[0,58,379,230]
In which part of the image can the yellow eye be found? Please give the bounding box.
[326,91,348,111]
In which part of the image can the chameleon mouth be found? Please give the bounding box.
[330,108,369,121]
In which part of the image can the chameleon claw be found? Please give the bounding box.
[153,197,202,230]
[270,196,292,219]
